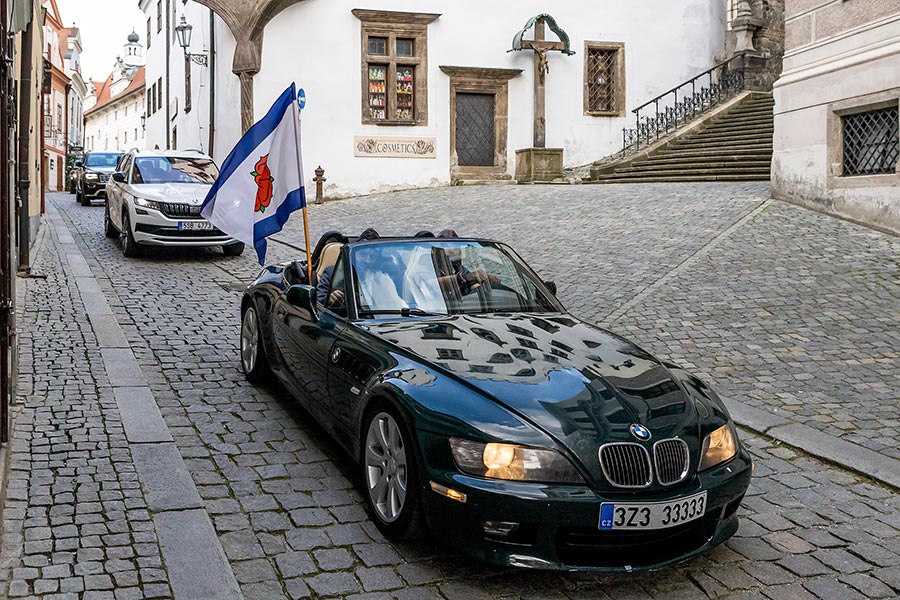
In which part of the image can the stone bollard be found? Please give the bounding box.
[313,166,326,205]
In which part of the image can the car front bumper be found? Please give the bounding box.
[128,204,237,247]
[418,432,752,572]
[82,179,108,198]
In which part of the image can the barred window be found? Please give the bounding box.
[584,42,625,116]
[842,107,899,176]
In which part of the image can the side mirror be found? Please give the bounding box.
[75,159,84,168]
[111,172,126,183]
[286,284,318,320]
[544,280,557,295]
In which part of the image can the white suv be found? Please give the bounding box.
[104,149,244,257]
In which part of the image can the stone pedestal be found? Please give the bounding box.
[515,147,563,183]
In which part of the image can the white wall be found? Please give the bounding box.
[187,0,726,195]
[84,92,146,152]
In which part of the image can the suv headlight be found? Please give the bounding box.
[449,438,584,484]
[84,172,98,181]
[133,197,161,211]
[699,423,738,471]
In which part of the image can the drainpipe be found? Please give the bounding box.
[165,0,171,148]
[207,8,215,155]
[17,16,33,272]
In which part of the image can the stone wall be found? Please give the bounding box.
[772,2,900,235]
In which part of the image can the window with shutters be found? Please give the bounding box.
[584,42,625,117]
[353,9,439,126]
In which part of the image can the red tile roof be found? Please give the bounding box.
[84,66,146,117]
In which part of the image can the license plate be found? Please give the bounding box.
[178,221,214,231]
[599,491,707,531]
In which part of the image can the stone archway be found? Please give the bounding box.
[193,0,307,133]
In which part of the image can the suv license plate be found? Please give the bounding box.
[178,221,214,231]
[599,491,707,531]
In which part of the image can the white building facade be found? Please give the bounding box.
[148,0,729,196]
[83,33,147,153]
[772,1,900,235]
[63,27,86,153]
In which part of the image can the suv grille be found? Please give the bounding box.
[99,174,109,183]
[653,439,689,486]
[160,203,203,219]
[599,443,652,488]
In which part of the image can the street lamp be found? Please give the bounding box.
[175,15,208,66]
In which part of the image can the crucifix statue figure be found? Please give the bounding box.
[509,14,575,148]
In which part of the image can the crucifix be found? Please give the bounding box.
[509,14,575,148]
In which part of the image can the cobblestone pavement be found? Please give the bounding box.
[1,214,174,599]
[1,185,899,599]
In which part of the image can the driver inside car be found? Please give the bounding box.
[435,246,500,298]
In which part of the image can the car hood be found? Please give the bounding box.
[131,183,211,203]
[85,166,116,174]
[367,314,706,480]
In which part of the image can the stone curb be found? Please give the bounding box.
[47,206,243,600]
[725,397,900,491]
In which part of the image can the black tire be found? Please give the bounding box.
[75,188,82,202]
[240,303,270,383]
[104,203,119,238]
[361,404,428,541]
[80,192,91,207]
[121,211,142,258]
[223,242,245,257]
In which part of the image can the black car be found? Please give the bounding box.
[239,233,752,571]
[75,151,122,206]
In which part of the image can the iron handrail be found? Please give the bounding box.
[620,52,748,158]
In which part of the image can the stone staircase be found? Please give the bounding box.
[590,93,774,183]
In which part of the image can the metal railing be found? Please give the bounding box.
[620,53,747,158]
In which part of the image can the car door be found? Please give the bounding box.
[108,154,130,228]
[273,254,348,434]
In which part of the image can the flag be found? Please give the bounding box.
[201,83,306,265]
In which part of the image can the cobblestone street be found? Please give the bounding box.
[2,183,900,599]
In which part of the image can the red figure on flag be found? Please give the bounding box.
[251,155,274,213]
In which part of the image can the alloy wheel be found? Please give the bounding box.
[364,412,408,523]
[241,307,259,374]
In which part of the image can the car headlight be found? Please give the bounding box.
[84,173,98,181]
[133,197,161,211]
[449,438,584,484]
[699,423,738,471]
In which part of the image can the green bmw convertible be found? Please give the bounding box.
[239,232,752,571]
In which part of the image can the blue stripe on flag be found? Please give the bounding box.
[201,83,297,212]
[252,186,306,265]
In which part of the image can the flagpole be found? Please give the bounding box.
[292,86,314,284]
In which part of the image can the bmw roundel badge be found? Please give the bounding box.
[629,423,652,441]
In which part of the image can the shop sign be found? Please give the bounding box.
[354,136,436,159]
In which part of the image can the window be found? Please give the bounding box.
[157,1,162,33]
[147,18,151,48]
[353,9,439,126]
[124,131,128,144]
[841,107,899,176]
[157,78,162,114]
[56,105,62,128]
[324,257,348,317]
[584,42,625,116]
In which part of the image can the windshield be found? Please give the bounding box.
[350,240,561,317]
[84,153,121,168]
[132,157,219,184]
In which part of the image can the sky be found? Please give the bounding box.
[54,0,147,84]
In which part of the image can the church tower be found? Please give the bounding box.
[123,30,144,68]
